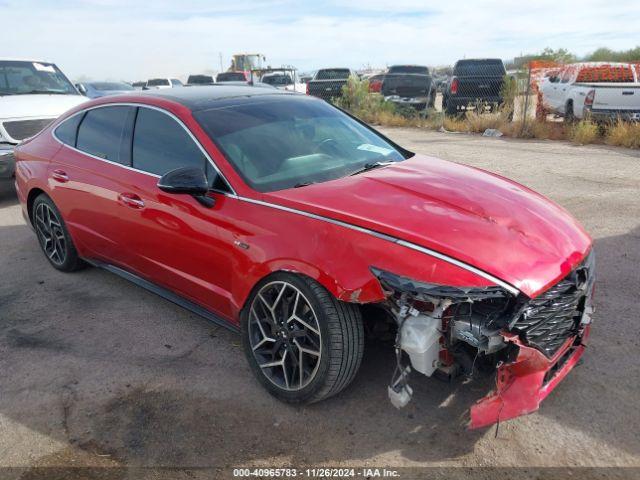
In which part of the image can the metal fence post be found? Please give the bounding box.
[521,63,533,136]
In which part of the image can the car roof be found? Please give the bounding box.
[134,84,293,111]
[0,58,54,63]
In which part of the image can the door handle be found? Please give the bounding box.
[118,192,145,209]
[51,169,69,183]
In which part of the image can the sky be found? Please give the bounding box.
[2,0,639,81]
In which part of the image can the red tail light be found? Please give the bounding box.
[584,89,595,107]
[306,82,309,95]
[450,78,459,95]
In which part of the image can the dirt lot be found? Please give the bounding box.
[1,130,639,479]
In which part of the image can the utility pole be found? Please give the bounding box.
[219,52,223,72]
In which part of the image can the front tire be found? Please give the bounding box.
[32,194,84,272]
[241,273,364,404]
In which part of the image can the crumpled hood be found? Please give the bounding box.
[267,155,591,298]
[0,94,87,120]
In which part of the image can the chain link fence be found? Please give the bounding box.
[310,60,639,143]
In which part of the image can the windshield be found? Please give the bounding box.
[0,60,77,95]
[388,66,429,75]
[217,72,247,82]
[315,69,350,80]
[147,78,170,86]
[91,82,134,91]
[194,96,407,192]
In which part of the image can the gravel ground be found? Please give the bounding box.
[0,129,639,479]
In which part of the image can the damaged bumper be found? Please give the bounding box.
[469,327,589,429]
[372,250,595,428]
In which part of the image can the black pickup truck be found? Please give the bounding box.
[381,65,435,111]
[443,59,508,116]
[306,68,352,101]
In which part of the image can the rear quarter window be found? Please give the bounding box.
[54,113,85,147]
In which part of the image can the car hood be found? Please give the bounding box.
[266,155,592,298]
[0,94,87,119]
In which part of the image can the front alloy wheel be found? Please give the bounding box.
[242,273,364,404]
[248,281,322,391]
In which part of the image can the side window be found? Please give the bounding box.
[54,113,84,147]
[132,108,207,177]
[76,106,132,164]
[561,68,574,84]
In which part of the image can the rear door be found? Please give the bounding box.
[49,105,137,265]
[110,106,237,318]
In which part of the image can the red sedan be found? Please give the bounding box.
[14,86,594,428]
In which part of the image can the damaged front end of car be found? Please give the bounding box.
[371,250,595,429]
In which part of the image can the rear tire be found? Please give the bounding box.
[241,272,364,404]
[32,194,84,272]
[565,101,575,122]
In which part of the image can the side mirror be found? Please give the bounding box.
[76,83,87,95]
[157,166,214,207]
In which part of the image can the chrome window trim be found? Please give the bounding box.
[234,196,521,296]
[50,102,236,195]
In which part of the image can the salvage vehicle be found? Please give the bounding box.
[186,75,215,86]
[144,78,183,89]
[14,86,594,429]
[76,81,135,98]
[216,71,248,83]
[539,62,640,121]
[381,65,435,111]
[306,68,353,100]
[366,73,385,93]
[0,59,87,179]
[258,68,306,93]
[443,58,509,116]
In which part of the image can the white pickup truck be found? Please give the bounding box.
[540,62,640,121]
[1,59,87,179]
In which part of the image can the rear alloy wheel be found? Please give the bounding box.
[242,273,364,404]
[32,194,84,272]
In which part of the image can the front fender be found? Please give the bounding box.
[227,200,499,319]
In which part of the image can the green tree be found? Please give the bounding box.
[585,46,640,62]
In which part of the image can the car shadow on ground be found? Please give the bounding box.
[0,181,639,470]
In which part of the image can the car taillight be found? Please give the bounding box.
[450,78,459,95]
[584,89,595,107]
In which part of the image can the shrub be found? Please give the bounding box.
[605,120,640,149]
[568,119,600,145]
[334,76,439,128]
[442,115,468,132]
[503,119,554,139]
[334,76,396,124]
[464,110,508,133]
